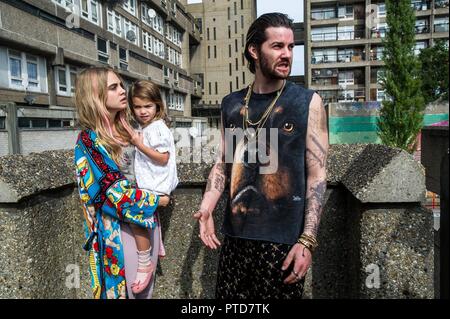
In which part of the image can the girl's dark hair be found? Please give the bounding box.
[244,13,294,74]
[128,80,171,127]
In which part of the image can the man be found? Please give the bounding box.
[193,13,328,299]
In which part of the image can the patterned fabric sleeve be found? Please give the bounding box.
[76,130,159,229]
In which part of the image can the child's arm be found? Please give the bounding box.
[130,131,169,166]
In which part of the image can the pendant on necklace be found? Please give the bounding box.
[245,128,256,140]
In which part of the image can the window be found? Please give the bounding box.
[215,82,218,95]
[415,19,429,34]
[377,89,385,102]
[241,0,243,9]
[163,66,169,78]
[241,34,244,47]
[97,37,109,63]
[142,31,153,53]
[338,25,354,40]
[214,45,217,58]
[338,5,353,19]
[234,1,237,15]
[208,46,211,59]
[236,76,239,89]
[229,81,233,93]
[434,17,449,32]
[142,3,164,35]
[52,0,74,10]
[107,9,140,45]
[229,63,232,76]
[207,28,210,40]
[7,50,45,92]
[338,71,354,85]
[311,7,336,20]
[235,58,238,70]
[235,20,237,33]
[213,27,216,40]
[80,0,101,25]
[228,25,231,38]
[377,3,386,17]
[229,44,231,57]
[235,39,238,52]
[311,26,337,41]
[122,0,136,16]
[119,47,128,70]
[228,7,231,20]
[18,118,74,129]
[209,82,211,95]
[242,71,245,84]
[241,15,244,29]
[195,18,203,34]
[0,117,5,130]
[414,41,428,55]
[56,65,78,96]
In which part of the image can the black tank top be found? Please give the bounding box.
[220,81,315,245]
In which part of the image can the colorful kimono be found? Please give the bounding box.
[74,129,159,299]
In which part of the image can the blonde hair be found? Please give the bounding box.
[128,80,170,126]
[75,67,135,164]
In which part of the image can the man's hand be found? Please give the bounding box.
[281,243,312,284]
[193,209,221,249]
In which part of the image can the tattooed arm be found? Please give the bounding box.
[282,93,329,284]
[304,93,329,238]
[193,114,227,249]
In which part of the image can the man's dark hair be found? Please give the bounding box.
[244,13,294,74]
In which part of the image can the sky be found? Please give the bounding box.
[187,0,304,75]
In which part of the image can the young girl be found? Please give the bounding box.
[73,67,169,299]
[127,80,179,294]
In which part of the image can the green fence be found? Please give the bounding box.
[329,113,449,144]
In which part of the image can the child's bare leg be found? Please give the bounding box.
[129,224,155,294]
[129,223,151,251]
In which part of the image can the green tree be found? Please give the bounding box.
[419,40,449,104]
[377,0,425,153]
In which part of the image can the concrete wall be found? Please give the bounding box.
[0,132,8,156]
[421,126,449,194]
[0,144,435,299]
[19,129,80,155]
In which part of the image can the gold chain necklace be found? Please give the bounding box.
[242,80,286,139]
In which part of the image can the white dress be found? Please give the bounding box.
[134,119,179,195]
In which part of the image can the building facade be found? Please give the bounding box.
[186,0,256,128]
[304,0,449,104]
[0,0,205,155]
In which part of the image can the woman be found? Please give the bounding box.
[74,67,169,299]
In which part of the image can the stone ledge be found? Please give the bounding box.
[0,144,426,203]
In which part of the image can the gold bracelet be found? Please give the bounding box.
[297,234,318,252]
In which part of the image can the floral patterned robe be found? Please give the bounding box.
[74,129,159,299]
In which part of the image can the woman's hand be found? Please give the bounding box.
[158,195,170,207]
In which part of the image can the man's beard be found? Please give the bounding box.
[259,50,291,80]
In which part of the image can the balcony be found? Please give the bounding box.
[415,24,430,34]
[317,88,366,104]
[312,29,365,42]
[435,0,449,9]
[371,27,388,38]
[410,1,430,11]
[434,22,449,33]
[311,9,336,21]
[311,52,365,64]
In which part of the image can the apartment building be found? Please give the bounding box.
[186,0,256,128]
[0,0,204,155]
[304,0,449,104]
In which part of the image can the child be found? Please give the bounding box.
[127,80,179,294]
